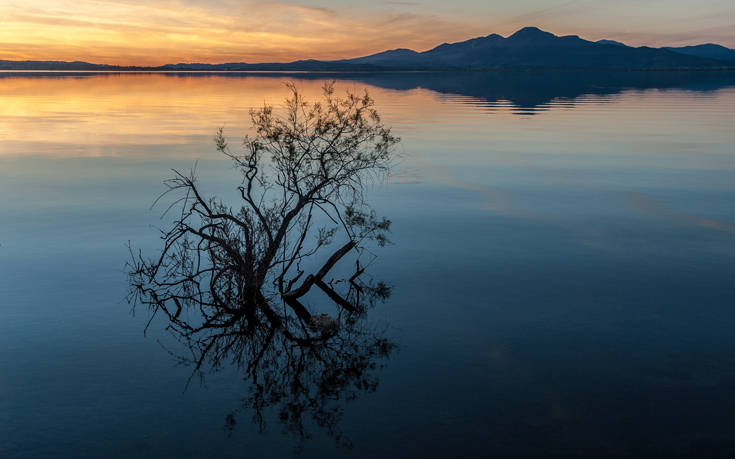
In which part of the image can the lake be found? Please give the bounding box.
[2,71,735,458]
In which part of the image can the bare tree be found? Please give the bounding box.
[129,81,397,334]
[127,83,399,441]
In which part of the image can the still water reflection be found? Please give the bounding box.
[1,72,735,457]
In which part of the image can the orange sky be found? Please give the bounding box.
[1,0,734,65]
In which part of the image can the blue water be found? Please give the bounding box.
[1,72,735,457]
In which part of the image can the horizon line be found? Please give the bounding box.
[2,26,733,68]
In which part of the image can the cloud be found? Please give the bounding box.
[1,0,733,63]
[0,0,482,64]
[382,1,422,5]
[499,0,582,28]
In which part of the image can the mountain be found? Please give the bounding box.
[0,59,379,72]
[1,27,733,71]
[664,44,735,63]
[340,27,731,70]
[0,60,120,70]
[344,48,420,66]
[596,39,628,47]
[158,59,380,71]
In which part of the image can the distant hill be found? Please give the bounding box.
[0,59,378,72]
[0,60,121,70]
[2,27,734,71]
[339,27,732,70]
[664,44,735,63]
[158,59,380,71]
[596,39,628,47]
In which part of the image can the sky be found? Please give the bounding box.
[1,0,734,65]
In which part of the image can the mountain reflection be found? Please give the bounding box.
[3,70,735,159]
[337,70,735,111]
[4,70,735,114]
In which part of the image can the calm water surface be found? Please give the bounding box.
[2,72,735,458]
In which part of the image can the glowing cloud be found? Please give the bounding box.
[0,0,733,64]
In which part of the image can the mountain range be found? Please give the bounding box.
[2,27,734,71]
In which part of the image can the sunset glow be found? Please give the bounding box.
[1,0,734,65]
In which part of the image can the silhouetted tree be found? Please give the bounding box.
[127,82,399,444]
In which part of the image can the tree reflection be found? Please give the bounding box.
[153,266,394,446]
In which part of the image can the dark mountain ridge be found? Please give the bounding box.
[2,27,733,71]
[663,44,735,63]
[341,27,732,70]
